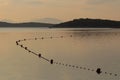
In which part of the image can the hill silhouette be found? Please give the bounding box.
[0,22,53,27]
[1,18,120,28]
[53,18,120,28]
[31,18,62,24]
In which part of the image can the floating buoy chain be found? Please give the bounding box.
[16,35,118,77]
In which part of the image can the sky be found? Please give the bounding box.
[0,0,120,22]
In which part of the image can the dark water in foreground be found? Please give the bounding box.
[0,28,120,80]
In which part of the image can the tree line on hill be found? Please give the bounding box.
[0,18,120,28]
[53,18,120,28]
[0,22,53,27]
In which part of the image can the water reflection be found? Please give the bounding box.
[0,28,120,80]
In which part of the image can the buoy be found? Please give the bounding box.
[50,59,53,64]
[16,41,18,45]
[80,67,82,69]
[115,74,117,76]
[38,54,41,58]
[84,67,86,70]
[72,65,75,67]
[20,45,23,47]
[41,37,44,39]
[35,38,37,40]
[24,47,27,50]
[50,37,52,39]
[28,50,31,53]
[18,40,20,42]
[96,68,102,74]
[61,36,63,38]
[69,65,71,67]
[109,73,112,75]
[76,66,78,68]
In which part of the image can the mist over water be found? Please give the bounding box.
[0,28,120,80]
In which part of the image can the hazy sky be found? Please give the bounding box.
[0,0,120,22]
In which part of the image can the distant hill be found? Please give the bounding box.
[53,18,120,28]
[31,18,62,24]
[0,22,53,27]
[1,18,120,28]
[0,19,14,23]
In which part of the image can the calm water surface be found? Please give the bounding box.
[0,28,120,80]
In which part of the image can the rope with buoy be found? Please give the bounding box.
[16,35,119,78]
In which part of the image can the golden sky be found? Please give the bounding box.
[0,0,120,22]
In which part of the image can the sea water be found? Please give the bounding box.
[0,28,120,80]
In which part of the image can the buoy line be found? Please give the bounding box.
[16,35,118,78]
